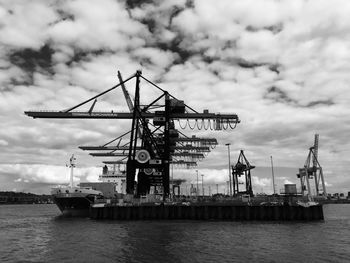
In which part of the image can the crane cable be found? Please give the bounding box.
[229,121,238,129]
[196,119,203,130]
[203,119,211,130]
[177,119,236,130]
[178,119,188,129]
[187,119,196,130]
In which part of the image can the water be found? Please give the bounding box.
[0,204,349,263]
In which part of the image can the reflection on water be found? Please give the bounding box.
[0,204,349,263]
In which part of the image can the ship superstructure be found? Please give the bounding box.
[79,164,126,198]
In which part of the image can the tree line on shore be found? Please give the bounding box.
[0,191,53,204]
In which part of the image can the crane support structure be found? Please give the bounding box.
[231,150,255,197]
[25,70,240,197]
[297,134,327,197]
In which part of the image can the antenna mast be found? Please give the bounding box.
[69,154,76,188]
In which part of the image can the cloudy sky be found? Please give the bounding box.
[0,0,349,195]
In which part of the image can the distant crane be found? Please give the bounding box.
[231,150,255,197]
[297,134,327,197]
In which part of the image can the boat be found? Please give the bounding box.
[51,186,103,217]
[51,155,103,216]
[51,155,126,216]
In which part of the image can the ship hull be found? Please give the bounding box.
[51,186,102,217]
[53,195,94,217]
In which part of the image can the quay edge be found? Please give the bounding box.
[89,204,324,221]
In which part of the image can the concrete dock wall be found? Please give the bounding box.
[90,204,324,221]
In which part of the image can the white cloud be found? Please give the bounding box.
[0,0,349,194]
[325,182,333,187]
[0,0,58,49]
[0,139,8,146]
[283,179,294,185]
[48,0,146,51]
[0,163,101,185]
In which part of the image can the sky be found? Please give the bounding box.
[0,0,349,195]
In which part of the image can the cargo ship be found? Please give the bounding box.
[51,186,103,217]
[51,155,126,216]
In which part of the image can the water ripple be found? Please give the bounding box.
[0,204,349,263]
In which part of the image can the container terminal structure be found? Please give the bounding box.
[25,70,239,198]
[25,70,324,221]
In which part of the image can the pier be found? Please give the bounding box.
[90,204,324,221]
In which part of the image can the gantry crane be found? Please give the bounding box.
[25,70,240,197]
[297,134,327,197]
[231,150,255,197]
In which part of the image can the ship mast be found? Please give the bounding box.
[69,154,76,188]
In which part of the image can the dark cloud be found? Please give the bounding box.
[268,63,281,74]
[159,35,194,64]
[9,76,31,86]
[140,17,157,34]
[126,0,190,65]
[125,0,155,9]
[56,9,75,22]
[8,44,54,85]
[306,99,334,108]
[265,86,296,105]
[246,23,283,34]
[236,58,265,69]
[185,0,195,9]
[265,86,335,108]
[66,49,107,66]
[233,59,281,75]
[265,24,284,34]
[168,5,186,27]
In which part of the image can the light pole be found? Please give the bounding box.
[225,143,232,196]
[201,174,204,197]
[270,156,276,195]
[196,170,199,198]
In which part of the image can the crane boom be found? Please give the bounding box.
[118,71,134,112]
[24,111,239,121]
[118,70,143,138]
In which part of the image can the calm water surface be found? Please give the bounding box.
[0,204,349,263]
